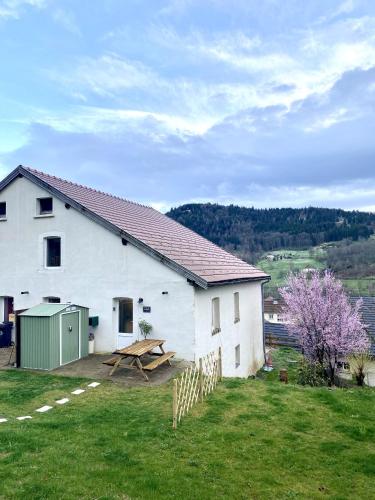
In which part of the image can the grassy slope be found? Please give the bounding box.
[257,249,325,289]
[257,248,375,295]
[0,357,374,500]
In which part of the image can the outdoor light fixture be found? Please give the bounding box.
[138,298,144,304]
[162,291,168,295]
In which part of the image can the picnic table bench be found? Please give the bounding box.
[103,339,175,381]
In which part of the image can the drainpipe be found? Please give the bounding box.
[261,278,271,365]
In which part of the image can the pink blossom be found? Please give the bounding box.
[279,270,370,384]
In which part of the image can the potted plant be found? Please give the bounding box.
[138,319,152,339]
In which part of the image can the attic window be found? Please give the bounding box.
[38,197,53,215]
[212,297,221,335]
[0,202,6,219]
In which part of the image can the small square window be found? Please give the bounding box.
[234,292,240,323]
[38,197,53,215]
[0,202,6,219]
[235,344,240,368]
[212,297,221,335]
[45,237,61,267]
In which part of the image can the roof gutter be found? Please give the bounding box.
[1,166,208,289]
[206,275,271,287]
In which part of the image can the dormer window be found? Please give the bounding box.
[0,202,6,219]
[38,197,53,215]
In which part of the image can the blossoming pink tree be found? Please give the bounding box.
[280,270,369,385]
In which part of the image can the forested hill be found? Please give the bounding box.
[166,204,375,263]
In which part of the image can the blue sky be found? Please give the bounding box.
[1,0,375,212]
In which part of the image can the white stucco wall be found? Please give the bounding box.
[0,176,196,359]
[194,281,265,377]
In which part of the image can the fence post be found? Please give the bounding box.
[199,357,203,402]
[173,378,178,429]
[218,347,222,381]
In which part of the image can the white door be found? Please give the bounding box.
[115,298,136,349]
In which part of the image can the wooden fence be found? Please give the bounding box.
[173,348,222,429]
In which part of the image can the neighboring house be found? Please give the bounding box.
[351,297,375,356]
[263,296,284,323]
[264,296,375,356]
[0,166,270,377]
[264,321,300,350]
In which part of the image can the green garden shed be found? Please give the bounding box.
[19,303,89,370]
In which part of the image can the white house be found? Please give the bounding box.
[0,166,269,377]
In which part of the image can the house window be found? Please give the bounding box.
[212,297,221,335]
[45,237,61,267]
[0,202,6,219]
[119,298,133,334]
[44,296,61,303]
[38,197,53,215]
[234,292,240,323]
[269,313,274,319]
[235,344,240,368]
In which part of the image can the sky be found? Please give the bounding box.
[1,0,375,212]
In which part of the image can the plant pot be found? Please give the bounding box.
[88,339,95,354]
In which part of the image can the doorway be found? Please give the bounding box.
[60,311,80,365]
[116,298,134,349]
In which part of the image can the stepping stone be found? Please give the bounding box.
[87,382,100,388]
[56,398,69,405]
[0,418,8,423]
[17,416,32,421]
[71,389,85,395]
[35,405,53,413]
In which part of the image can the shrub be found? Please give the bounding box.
[348,353,372,386]
[297,358,327,387]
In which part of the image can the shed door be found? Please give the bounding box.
[61,311,80,365]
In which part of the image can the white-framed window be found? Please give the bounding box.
[269,313,274,319]
[44,236,61,268]
[211,297,221,335]
[234,292,240,323]
[118,298,133,334]
[0,202,6,219]
[37,197,53,215]
[235,344,240,368]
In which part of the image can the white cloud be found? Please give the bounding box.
[0,0,46,19]
[52,8,81,35]
[54,54,159,98]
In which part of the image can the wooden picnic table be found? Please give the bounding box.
[104,339,175,381]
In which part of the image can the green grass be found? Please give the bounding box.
[0,356,374,499]
[257,249,325,289]
[341,277,375,296]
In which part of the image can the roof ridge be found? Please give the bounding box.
[23,166,152,209]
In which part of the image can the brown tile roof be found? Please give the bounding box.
[264,299,284,314]
[11,166,269,287]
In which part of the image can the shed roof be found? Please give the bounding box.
[20,304,70,317]
[0,166,269,288]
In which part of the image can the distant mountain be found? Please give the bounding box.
[166,204,375,263]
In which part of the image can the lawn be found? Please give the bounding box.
[0,353,374,499]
